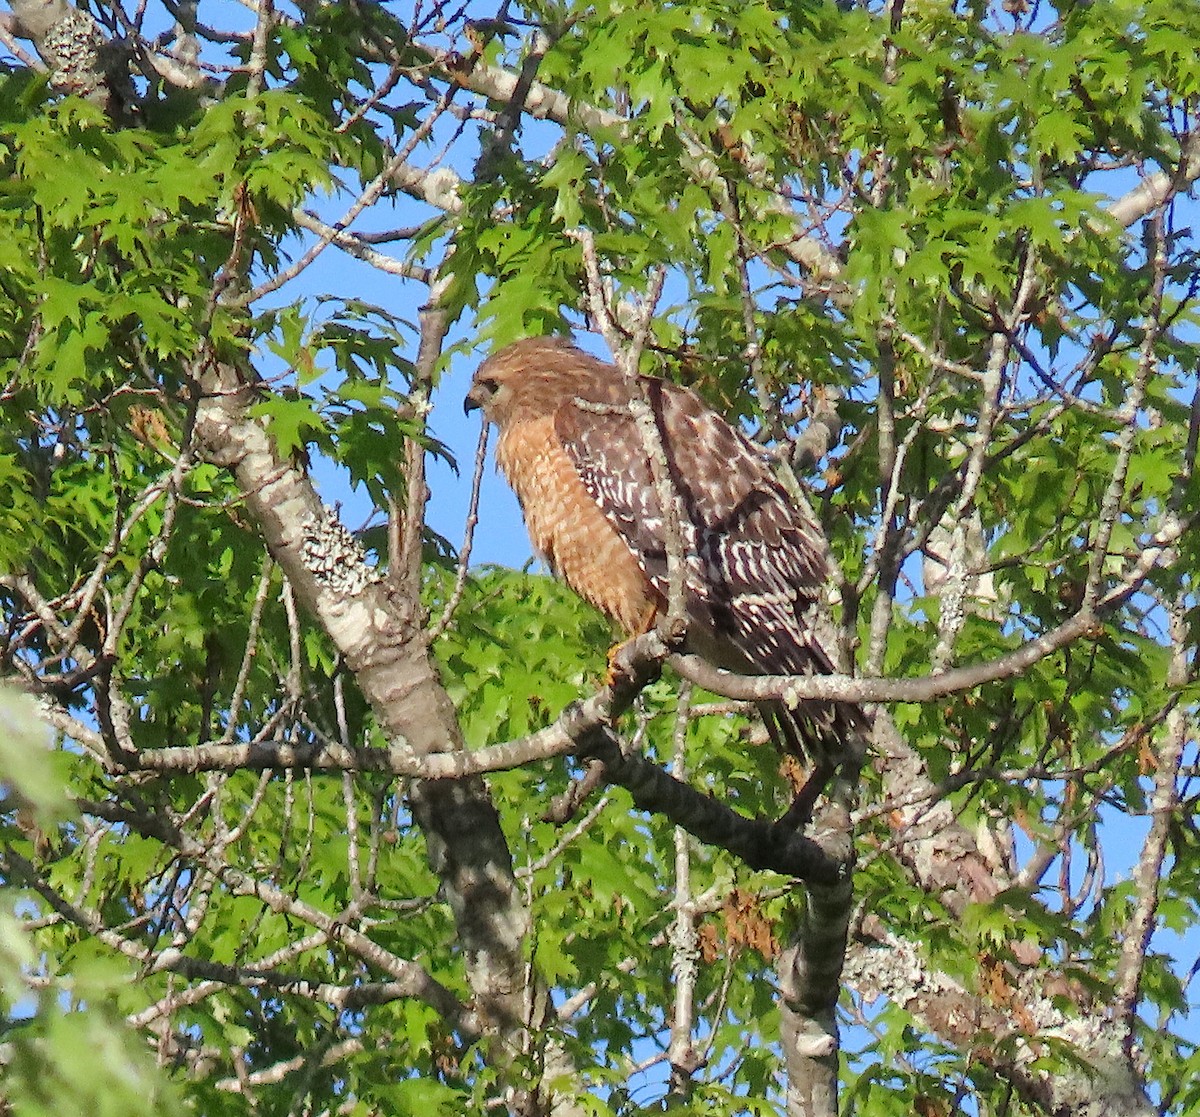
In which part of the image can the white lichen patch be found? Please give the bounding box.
[300,513,377,597]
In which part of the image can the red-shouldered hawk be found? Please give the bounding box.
[465,335,864,804]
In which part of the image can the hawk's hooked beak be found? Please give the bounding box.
[463,377,496,417]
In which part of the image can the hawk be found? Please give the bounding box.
[465,336,864,808]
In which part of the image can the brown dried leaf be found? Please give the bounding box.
[1137,731,1157,776]
[723,888,778,961]
[779,753,807,797]
[698,922,722,965]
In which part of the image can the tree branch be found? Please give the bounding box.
[576,727,845,884]
[191,348,534,1069]
[671,608,1098,704]
[1105,129,1200,227]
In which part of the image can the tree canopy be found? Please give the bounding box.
[1,1,1198,1115]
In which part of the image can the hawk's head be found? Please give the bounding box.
[465,335,602,426]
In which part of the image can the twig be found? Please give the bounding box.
[393,272,451,602]
[566,227,622,352]
[1083,210,1166,608]
[217,554,276,745]
[520,788,612,875]
[618,267,688,630]
[539,761,606,826]
[670,607,1099,705]
[428,420,489,642]
[243,84,462,304]
[291,210,434,281]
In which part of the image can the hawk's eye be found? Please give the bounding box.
[465,376,501,416]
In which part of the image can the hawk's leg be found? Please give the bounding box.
[605,601,660,683]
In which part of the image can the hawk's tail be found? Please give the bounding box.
[759,696,869,780]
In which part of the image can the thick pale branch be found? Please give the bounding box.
[8,0,108,105]
[192,354,533,1060]
[130,731,560,777]
[780,786,855,1117]
[1105,130,1200,227]
[429,42,622,135]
